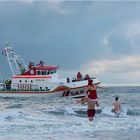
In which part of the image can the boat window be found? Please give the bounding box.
[49,70,56,74]
[19,80,22,82]
[54,69,56,73]
[46,70,48,75]
[31,80,33,83]
[45,87,49,91]
[41,71,46,75]
[52,70,56,74]
[51,70,53,74]
[37,71,41,75]
[25,80,27,83]
[47,71,50,75]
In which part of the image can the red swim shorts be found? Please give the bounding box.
[87,109,96,117]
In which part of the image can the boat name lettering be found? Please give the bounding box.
[62,90,85,97]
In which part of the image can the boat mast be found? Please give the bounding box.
[2,43,26,76]
[3,45,15,76]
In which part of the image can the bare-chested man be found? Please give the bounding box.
[113,96,121,117]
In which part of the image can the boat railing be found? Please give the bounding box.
[0,84,50,92]
[71,76,96,83]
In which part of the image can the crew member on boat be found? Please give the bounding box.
[77,72,82,81]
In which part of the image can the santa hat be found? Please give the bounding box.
[88,79,93,85]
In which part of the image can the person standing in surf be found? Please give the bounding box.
[86,79,99,107]
[113,96,121,117]
[78,79,99,121]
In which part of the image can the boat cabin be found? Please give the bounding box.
[10,61,60,91]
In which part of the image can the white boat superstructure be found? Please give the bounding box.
[0,44,101,97]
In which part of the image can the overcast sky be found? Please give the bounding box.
[0,0,140,86]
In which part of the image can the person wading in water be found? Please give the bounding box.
[78,79,100,121]
[113,96,121,117]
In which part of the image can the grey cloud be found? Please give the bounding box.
[0,1,140,85]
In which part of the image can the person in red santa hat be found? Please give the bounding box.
[77,79,99,121]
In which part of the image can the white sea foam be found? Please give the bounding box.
[0,107,139,134]
[0,86,140,139]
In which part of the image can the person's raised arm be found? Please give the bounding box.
[96,85,108,89]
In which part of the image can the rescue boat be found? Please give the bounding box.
[0,44,101,97]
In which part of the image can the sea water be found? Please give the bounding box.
[0,86,139,140]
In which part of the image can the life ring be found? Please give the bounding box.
[30,70,34,75]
